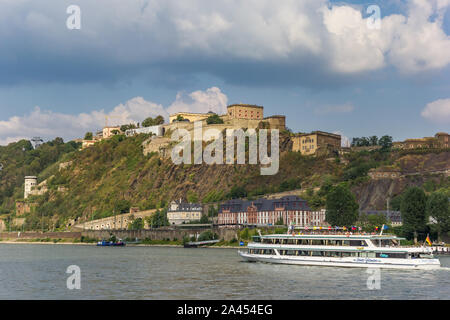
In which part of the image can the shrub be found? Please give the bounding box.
[206,114,224,125]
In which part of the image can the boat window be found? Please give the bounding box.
[324,251,338,257]
[311,251,324,256]
[252,236,261,243]
[376,252,406,259]
[311,240,322,245]
[342,240,350,246]
[349,240,366,246]
[376,239,392,247]
[341,252,352,257]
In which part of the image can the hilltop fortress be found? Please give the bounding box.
[166,103,286,132]
[142,104,287,157]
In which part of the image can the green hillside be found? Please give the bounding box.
[0,138,80,213]
[1,133,449,232]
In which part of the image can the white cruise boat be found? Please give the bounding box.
[238,231,441,270]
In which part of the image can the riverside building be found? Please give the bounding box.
[167,199,203,225]
[217,196,326,227]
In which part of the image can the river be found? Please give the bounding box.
[0,243,449,299]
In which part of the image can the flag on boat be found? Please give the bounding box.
[425,235,432,246]
[328,226,332,230]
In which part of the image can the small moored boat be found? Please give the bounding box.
[96,239,126,247]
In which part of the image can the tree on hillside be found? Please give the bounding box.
[128,217,144,230]
[200,214,209,224]
[206,114,224,125]
[352,137,370,147]
[378,135,393,150]
[148,209,169,228]
[325,184,359,226]
[401,187,427,244]
[84,132,93,140]
[115,199,131,214]
[187,190,199,203]
[228,186,247,199]
[120,123,137,132]
[155,115,164,125]
[389,194,403,211]
[208,205,218,217]
[427,192,450,241]
[367,214,387,230]
[142,115,165,127]
[369,136,378,146]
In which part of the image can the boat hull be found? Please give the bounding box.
[238,251,441,270]
[96,241,125,246]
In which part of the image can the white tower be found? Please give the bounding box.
[24,176,37,199]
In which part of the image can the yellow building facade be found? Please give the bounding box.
[227,104,264,120]
[292,131,341,156]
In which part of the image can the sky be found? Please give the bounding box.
[0,0,449,145]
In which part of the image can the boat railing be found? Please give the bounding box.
[289,231,395,236]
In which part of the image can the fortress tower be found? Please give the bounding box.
[24,176,37,199]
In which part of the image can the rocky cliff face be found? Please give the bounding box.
[354,152,449,210]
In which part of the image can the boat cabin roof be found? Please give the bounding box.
[257,234,405,241]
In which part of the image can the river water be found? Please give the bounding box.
[0,243,449,300]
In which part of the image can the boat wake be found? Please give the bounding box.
[437,267,450,271]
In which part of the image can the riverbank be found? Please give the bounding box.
[0,239,241,249]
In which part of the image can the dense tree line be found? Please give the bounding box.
[0,138,80,213]
[325,184,359,226]
[351,135,393,149]
[142,115,165,127]
[146,209,169,228]
[400,187,449,243]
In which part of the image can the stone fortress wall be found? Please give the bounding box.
[73,209,157,230]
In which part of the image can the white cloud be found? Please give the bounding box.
[0,88,225,145]
[166,87,228,115]
[421,98,450,123]
[314,103,355,115]
[0,0,449,86]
